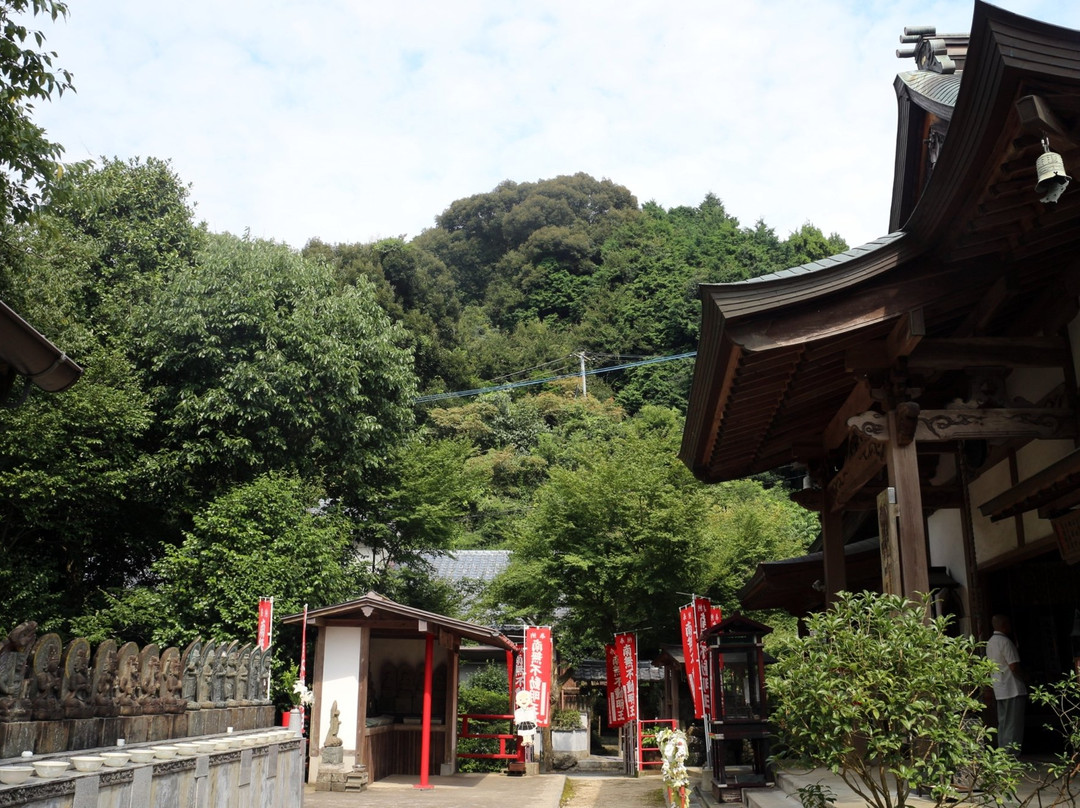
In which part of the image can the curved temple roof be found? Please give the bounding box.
[0,298,83,398]
[680,1,1080,486]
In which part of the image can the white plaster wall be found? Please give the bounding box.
[927,508,971,635]
[321,626,362,752]
[928,508,966,585]
[968,460,1017,563]
[1005,366,1062,408]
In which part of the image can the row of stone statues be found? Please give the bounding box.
[0,622,273,723]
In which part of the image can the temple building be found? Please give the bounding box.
[681,1,1080,745]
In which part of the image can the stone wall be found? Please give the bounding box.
[0,706,275,759]
[0,732,304,808]
[0,623,277,758]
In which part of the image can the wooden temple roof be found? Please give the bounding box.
[680,2,1080,498]
[281,591,518,651]
[0,298,82,398]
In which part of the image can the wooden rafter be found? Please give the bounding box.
[846,336,1067,372]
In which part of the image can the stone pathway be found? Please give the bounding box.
[560,774,667,808]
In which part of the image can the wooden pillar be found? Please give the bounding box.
[355,627,370,771]
[311,623,325,764]
[414,632,435,790]
[445,644,460,773]
[821,489,847,607]
[887,411,930,598]
[506,650,516,713]
[669,666,680,723]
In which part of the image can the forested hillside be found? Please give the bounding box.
[305,173,846,411]
[0,158,838,664]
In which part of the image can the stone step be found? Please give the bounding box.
[573,755,626,773]
[743,785,800,808]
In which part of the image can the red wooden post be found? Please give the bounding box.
[506,649,515,713]
[414,632,435,790]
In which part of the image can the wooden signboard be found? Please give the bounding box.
[878,487,902,595]
[1052,510,1080,565]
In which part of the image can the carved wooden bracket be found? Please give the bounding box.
[826,435,887,511]
[847,408,1076,443]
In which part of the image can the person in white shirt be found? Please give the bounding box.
[986,614,1026,754]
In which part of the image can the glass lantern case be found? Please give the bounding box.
[703,614,773,802]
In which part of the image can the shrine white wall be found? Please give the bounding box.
[316,626,362,775]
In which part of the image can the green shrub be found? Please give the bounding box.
[551,708,583,731]
[458,662,512,773]
[768,591,1024,808]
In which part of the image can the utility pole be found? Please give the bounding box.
[577,352,587,398]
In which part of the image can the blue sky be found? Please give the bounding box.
[29,1,1080,250]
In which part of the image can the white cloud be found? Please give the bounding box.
[29,0,1080,249]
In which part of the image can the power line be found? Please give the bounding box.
[488,354,577,383]
[415,351,697,404]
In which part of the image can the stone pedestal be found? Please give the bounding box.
[344,766,369,792]
[322,746,343,765]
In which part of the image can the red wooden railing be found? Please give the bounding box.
[457,713,521,760]
[638,718,678,770]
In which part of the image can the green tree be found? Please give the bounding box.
[769,592,1024,808]
[0,0,72,224]
[488,406,713,661]
[137,232,417,518]
[43,157,203,340]
[0,191,157,630]
[703,478,818,611]
[73,473,365,646]
[357,435,483,578]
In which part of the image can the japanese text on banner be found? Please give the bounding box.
[606,643,627,728]
[524,626,552,727]
[694,597,713,716]
[256,597,273,651]
[680,604,703,719]
[615,632,638,722]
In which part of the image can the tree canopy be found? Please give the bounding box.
[0,0,72,224]
[0,149,838,672]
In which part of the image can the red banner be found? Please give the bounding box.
[513,647,525,694]
[680,604,704,718]
[524,626,552,727]
[256,597,273,651]
[606,643,627,728]
[694,597,713,716]
[615,632,638,722]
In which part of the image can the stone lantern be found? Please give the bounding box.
[702,614,773,802]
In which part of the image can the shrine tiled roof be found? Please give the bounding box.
[423,549,511,582]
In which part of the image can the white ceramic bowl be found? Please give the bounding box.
[173,743,199,756]
[32,760,70,778]
[151,746,178,760]
[100,752,130,767]
[127,749,156,764]
[0,766,34,785]
[195,741,217,754]
[70,756,105,772]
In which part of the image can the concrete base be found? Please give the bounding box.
[315,764,348,792]
[507,761,540,776]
